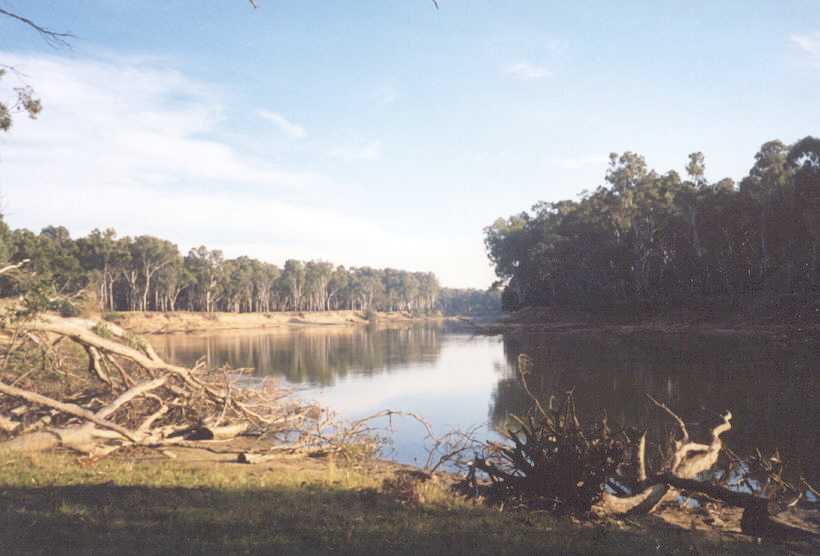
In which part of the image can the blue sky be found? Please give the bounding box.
[1,1,819,287]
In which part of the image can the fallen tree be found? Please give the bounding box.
[458,354,818,542]
[0,311,323,457]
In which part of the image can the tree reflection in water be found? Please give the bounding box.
[492,331,818,483]
[151,325,443,386]
[151,326,817,481]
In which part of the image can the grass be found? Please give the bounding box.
[0,449,800,555]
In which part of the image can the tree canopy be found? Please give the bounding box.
[0,221,501,315]
[485,137,820,312]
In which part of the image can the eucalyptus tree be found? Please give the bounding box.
[251,261,280,312]
[485,137,819,312]
[1,226,454,314]
[153,256,191,312]
[304,261,334,311]
[129,236,179,311]
[281,259,306,311]
[327,266,350,310]
[788,136,820,287]
[11,226,84,294]
[185,246,224,313]
[349,267,384,310]
[76,228,120,310]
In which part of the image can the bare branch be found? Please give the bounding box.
[0,9,74,47]
[646,393,689,441]
[0,259,29,275]
[0,379,139,441]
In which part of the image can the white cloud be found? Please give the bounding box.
[505,61,550,81]
[0,51,491,288]
[0,53,320,189]
[257,109,307,139]
[329,140,382,162]
[791,32,820,64]
[0,52,388,260]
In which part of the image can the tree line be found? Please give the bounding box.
[0,222,493,315]
[438,288,501,315]
[484,137,820,311]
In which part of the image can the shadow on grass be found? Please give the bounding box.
[0,481,788,555]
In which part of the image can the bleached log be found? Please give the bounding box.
[0,414,20,433]
[601,405,732,515]
[0,379,139,441]
[600,484,671,515]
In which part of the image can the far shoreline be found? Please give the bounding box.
[103,309,475,335]
[104,304,819,338]
[472,301,820,337]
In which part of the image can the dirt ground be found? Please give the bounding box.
[105,310,456,334]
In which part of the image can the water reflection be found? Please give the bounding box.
[151,325,818,477]
[494,331,818,481]
[151,325,443,386]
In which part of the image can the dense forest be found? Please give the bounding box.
[0,222,499,315]
[485,137,820,311]
[438,288,502,316]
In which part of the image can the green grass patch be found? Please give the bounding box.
[102,312,125,323]
[0,450,786,555]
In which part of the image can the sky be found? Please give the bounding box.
[0,1,819,288]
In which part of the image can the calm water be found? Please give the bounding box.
[150,324,818,477]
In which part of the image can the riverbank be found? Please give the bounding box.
[103,310,463,335]
[476,295,820,336]
[2,449,811,555]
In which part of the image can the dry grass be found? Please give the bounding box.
[0,449,804,555]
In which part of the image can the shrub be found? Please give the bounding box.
[53,299,80,318]
[91,322,114,339]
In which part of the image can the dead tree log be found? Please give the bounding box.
[599,396,815,541]
[0,313,317,456]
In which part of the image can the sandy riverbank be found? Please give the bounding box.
[103,310,464,335]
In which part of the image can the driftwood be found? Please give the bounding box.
[1,310,398,461]
[597,397,817,541]
[458,354,818,542]
[0,313,319,456]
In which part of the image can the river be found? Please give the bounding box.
[149,323,818,479]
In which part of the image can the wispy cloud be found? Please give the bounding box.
[0,52,380,251]
[329,140,382,162]
[372,84,399,106]
[791,32,820,64]
[0,52,474,283]
[505,61,550,81]
[0,53,321,189]
[257,109,307,139]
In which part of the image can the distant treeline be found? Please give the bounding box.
[0,223,496,315]
[485,137,820,311]
[438,288,501,315]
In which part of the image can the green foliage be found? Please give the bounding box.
[0,224,449,315]
[0,68,42,133]
[11,275,58,318]
[91,322,114,339]
[0,219,450,314]
[52,299,80,318]
[486,137,820,312]
[439,288,501,316]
